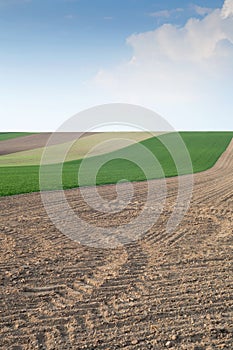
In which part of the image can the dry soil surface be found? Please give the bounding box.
[0,133,97,155]
[0,140,232,349]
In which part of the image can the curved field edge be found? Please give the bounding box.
[0,132,154,167]
[0,132,36,142]
[0,132,232,197]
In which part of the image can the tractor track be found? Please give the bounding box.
[0,139,232,349]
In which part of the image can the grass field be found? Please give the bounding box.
[0,132,232,196]
[0,132,35,141]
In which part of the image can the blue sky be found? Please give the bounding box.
[0,0,232,130]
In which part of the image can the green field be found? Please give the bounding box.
[0,132,35,141]
[0,132,153,167]
[0,132,232,196]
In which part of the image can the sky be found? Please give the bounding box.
[0,0,233,131]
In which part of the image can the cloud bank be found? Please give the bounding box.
[194,5,214,16]
[222,0,233,18]
[93,0,233,129]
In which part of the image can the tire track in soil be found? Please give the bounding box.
[0,139,232,349]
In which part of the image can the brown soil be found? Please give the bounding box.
[0,132,98,155]
[0,140,232,349]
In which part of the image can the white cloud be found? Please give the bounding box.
[127,11,228,62]
[149,8,183,19]
[194,5,214,16]
[149,10,171,18]
[92,0,233,129]
[221,0,233,18]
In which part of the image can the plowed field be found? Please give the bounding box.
[0,140,232,349]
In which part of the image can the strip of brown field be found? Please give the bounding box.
[0,140,232,349]
[0,132,98,155]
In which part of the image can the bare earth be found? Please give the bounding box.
[0,132,154,166]
[0,140,232,349]
[0,133,97,155]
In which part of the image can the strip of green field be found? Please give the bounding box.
[0,132,35,141]
[0,132,232,196]
[0,132,153,166]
